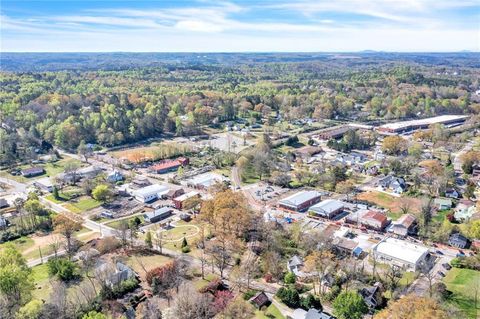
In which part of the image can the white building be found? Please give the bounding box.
[34,177,54,192]
[308,199,345,219]
[132,184,169,203]
[372,237,431,271]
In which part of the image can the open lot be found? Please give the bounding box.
[110,142,192,163]
[356,191,424,220]
[443,268,480,319]
[64,196,103,213]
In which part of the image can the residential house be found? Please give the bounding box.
[287,255,306,278]
[165,187,184,200]
[106,170,124,183]
[96,262,136,288]
[448,233,469,249]
[346,209,390,231]
[445,188,460,199]
[332,237,358,256]
[249,292,270,309]
[308,199,345,219]
[359,282,383,311]
[472,164,480,177]
[21,167,45,177]
[34,177,54,192]
[144,207,173,223]
[0,216,8,229]
[434,198,453,211]
[292,309,334,319]
[454,199,476,221]
[390,214,417,237]
[378,175,407,194]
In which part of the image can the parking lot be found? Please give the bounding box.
[245,184,288,203]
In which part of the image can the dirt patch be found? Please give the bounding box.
[356,191,424,215]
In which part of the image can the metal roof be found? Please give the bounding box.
[133,184,169,197]
[309,199,344,214]
[373,238,429,265]
[279,191,323,207]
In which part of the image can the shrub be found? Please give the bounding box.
[181,245,191,253]
[284,272,296,285]
[301,293,322,311]
[47,257,77,281]
[243,290,256,300]
[276,287,300,308]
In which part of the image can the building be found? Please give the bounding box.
[249,292,270,309]
[21,167,45,177]
[106,170,124,183]
[377,115,469,134]
[332,237,358,256]
[133,184,169,203]
[173,191,200,209]
[454,199,476,221]
[95,262,136,288]
[278,191,323,212]
[390,214,417,237]
[308,199,345,219]
[34,177,54,192]
[149,157,189,174]
[185,172,227,190]
[346,209,390,231]
[445,188,460,199]
[378,175,407,194]
[359,282,383,310]
[315,125,356,140]
[292,309,334,319]
[144,207,173,223]
[448,233,468,249]
[434,198,453,211]
[165,187,185,200]
[287,255,305,277]
[372,238,431,271]
[0,199,9,209]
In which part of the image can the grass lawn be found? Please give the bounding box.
[45,193,71,203]
[356,191,423,219]
[443,268,480,319]
[255,304,285,319]
[31,263,52,299]
[399,271,416,287]
[105,215,144,229]
[64,196,102,213]
[123,254,172,280]
[433,209,451,222]
[241,165,261,185]
[0,236,35,253]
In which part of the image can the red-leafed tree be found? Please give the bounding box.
[212,290,234,314]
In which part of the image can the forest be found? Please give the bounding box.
[1,52,479,164]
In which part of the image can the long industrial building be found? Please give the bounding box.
[377,115,468,134]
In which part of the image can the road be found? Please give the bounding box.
[453,140,475,173]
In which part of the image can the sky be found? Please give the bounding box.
[1,0,479,52]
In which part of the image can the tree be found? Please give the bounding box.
[381,136,407,155]
[284,272,296,285]
[16,299,43,319]
[64,161,80,185]
[82,311,108,319]
[304,250,336,294]
[172,282,213,319]
[332,291,368,319]
[276,287,300,308]
[220,297,255,319]
[53,215,81,255]
[53,186,60,200]
[92,184,113,203]
[47,257,78,281]
[375,294,448,319]
[77,140,91,163]
[145,231,153,248]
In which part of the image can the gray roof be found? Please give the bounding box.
[309,199,344,214]
[279,191,323,207]
[288,255,303,268]
[145,207,172,219]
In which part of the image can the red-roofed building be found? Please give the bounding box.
[362,211,390,231]
[149,157,189,174]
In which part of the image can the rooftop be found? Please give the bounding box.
[394,214,416,228]
[309,199,345,213]
[279,191,323,207]
[379,115,468,131]
[134,184,169,197]
[174,191,199,202]
[373,237,429,264]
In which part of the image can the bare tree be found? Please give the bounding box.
[172,282,213,319]
[136,297,163,319]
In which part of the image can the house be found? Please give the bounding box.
[448,233,468,249]
[0,216,8,229]
[173,191,200,209]
[0,199,9,209]
[359,282,383,310]
[131,176,151,188]
[455,199,476,221]
[106,170,124,183]
[249,291,270,309]
[165,187,185,200]
[21,167,45,177]
[149,157,189,174]
[308,199,345,219]
[372,238,432,271]
[287,255,305,277]
[378,175,407,194]
[96,262,136,287]
[332,237,358,256]
[278,191,323,212]
[133,184,169,203]
[472,164,480,177]
[346,209,390,231]
[434,198,453,211]
[144,207,173,223]
[390,214,417,237]
[34,177,54,192]
[336,152,366,166]
[292,308,334,319]
[445,188,460,199]
[100,211,114,219]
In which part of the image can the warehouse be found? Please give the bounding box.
[278,190,323,212]
[133,184,169,203]
[173,191,200,209]
[372,238,432,271]
[308,199,345,219]
[377,115,468,134]
[144,207,173,223]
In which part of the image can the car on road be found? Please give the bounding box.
[436,250,444,255]
[437,271,446,277]
[442,263,452,270]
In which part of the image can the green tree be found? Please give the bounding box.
[52,186,60,200]
[181,237,188,248]
[82,311,107,319]
[145,231,153,248]
[284,272,296,285]
[0,245,33,314]
[16,299,43,319]
[47,257,77,281]
[332,291,368,319]
[92,184,113,203]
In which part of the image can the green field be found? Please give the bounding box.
[105,215,144,229]
[255,304,285,319]
[0,237,34,253]
[31,263,52,299]
[64,196,102,213]
[443,268,480,319]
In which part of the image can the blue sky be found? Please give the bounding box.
[1,0,479,52]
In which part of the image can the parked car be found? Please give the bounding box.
[442,263,452,270]
[437,271,446,277]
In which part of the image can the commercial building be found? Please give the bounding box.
[346,209,390,231]
[308,199,345,219]
[149,157,189,174]
[185,172,227,190]
[173,191,200,209]
[278,191,323,212]
[377,115,468,134]
[372,238,431,271]
[133,184,169,203]
[144,207,173,223]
